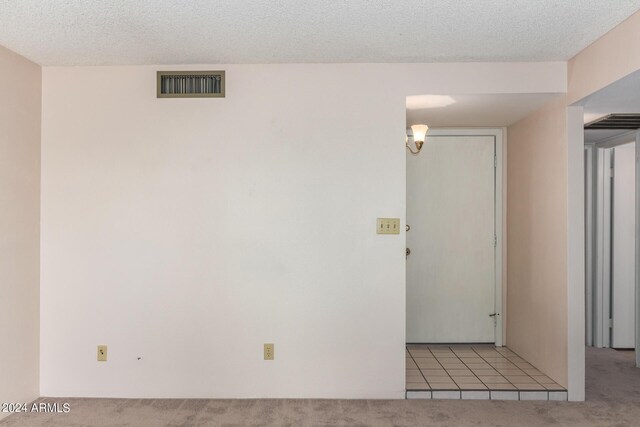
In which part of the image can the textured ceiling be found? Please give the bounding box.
[0,0,639,66]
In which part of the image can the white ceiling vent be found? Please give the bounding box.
[157,71,225,98]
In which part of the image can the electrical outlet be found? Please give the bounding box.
[264,343,274,360]
[97,345,107,362]
[377,218,400,234]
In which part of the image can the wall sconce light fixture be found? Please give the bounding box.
[406,124,429,154]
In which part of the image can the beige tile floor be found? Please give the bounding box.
[406,345,565,392]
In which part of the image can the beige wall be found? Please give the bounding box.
[506,95,568,387]
[0,45,41,416]
[39,63,564,398]
[569,10,640,104]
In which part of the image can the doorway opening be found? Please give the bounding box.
[581,70,640,397]
[585,139,637,350]
[404,93,567,400]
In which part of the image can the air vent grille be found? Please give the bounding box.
[157,71,225,98]
[584,113,640,130]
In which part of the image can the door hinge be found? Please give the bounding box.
[494,234,497,247]
[494,155,497,168]
[609,318,613,328]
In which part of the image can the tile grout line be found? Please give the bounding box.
[407,346,430,391]
[445,346,464,398]
[505,348,565,392]
[476,347,559,398]
[429,346,460,393]
[450,346,490,393]
[411,345,453,392]
[503,350,541,388]
[503,349,564,393]
[472,346,520,394]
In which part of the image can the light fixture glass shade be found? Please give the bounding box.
[411,124,429,143]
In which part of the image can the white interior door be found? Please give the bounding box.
[612,142,636,348]
[406,134,496,343]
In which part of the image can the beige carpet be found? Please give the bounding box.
[2,347,639,426]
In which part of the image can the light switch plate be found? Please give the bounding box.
[377,218,400,234]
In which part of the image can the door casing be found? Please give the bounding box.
[406,128,505,346]
[587,134,638,350]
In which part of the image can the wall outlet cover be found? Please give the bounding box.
[97,345,108,362]
[264,343,274,360]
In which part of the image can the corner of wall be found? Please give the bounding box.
[0,43,42,408]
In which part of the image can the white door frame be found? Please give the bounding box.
[594,146,613,347]
[635,130,640,368]
[585,144,595,347]
[586,132,638,349]
[417,128,505,346]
